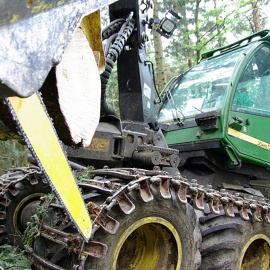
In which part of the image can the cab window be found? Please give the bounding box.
[158,46,247,123]
[232,46,270,117]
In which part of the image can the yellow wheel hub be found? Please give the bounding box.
[112,217,181,270]
[239,234,270,270]
[13,192,46,235]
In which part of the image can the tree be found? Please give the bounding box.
[152,0,167,91]
[251,1,261,31]
[157,0,269,77]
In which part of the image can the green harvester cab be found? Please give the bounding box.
[157,30,270,197]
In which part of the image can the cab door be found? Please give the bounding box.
[227,45,270,165]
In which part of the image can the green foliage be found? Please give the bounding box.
[106,66,120,116]
[0,141,29,174]
[0,244,30,269]
[23,193,54,247]
[158,0,269,76]
[101,0,270,105]
[75,166,95,183]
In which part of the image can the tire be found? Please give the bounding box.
[32,183,201,270]
[0,168,50,246]
[86,187,200,270]
[199,214,270,270]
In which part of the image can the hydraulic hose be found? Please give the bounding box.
[100,16,135,116]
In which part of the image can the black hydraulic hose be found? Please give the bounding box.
[102,18,126,40]
[103,33,118,56]
[100,16,135,116]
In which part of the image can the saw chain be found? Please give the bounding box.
[4,93,92,241]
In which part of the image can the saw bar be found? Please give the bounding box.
[5,93,92,241]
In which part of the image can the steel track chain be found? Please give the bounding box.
[87,167,270,227]
[0,166,45,236]
[20,166,270,269]
[1,166,270,265]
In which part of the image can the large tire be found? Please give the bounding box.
[32,182,201,270]
[0,168,50,246]
[87,189,200,270]
[199,214,270,270]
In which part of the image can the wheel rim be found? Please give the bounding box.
[13,193,45,235]
[112,217,182,270]
[239,234,270,270]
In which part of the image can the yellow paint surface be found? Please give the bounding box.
[239,234,270,270]
[112,217,182,270]
[8,93,91,240]
[81,11,105,72]
[228,128,270,151]
[86,138,110,152]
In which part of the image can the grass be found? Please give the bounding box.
[0,244,31,269]
[0,194,55,269]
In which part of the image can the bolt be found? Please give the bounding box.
[196,132,202,139]
[191,179,198,186]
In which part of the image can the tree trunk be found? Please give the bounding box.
[152,0,167,92]
[252,1,261,32]
[195,0,201,63]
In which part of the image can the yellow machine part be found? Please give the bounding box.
[239,234,270,269]
[7,93,92,241]
[81,10,105,73]
[112,217,182,270]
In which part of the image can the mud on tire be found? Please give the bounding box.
[87,188,200,270]
[32,178,201,270]
[199,214,270,270]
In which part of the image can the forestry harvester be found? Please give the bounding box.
[0,0,269,269]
